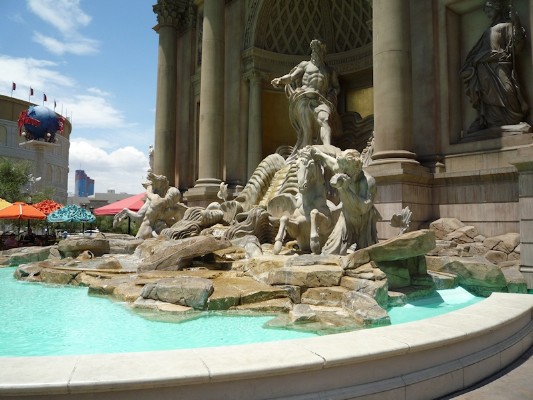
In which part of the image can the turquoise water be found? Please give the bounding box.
[1,267,484,357]
[388,287,483,325]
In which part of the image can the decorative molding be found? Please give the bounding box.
[153,0,191,30]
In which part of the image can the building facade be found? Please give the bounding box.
[151,0,533,284]
[0,95,71,204]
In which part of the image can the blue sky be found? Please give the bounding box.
[0,0,158,195]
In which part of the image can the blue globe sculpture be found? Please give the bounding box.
[18,105,64,143]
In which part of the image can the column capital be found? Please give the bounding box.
[243,70,264,83]
[153,0,190,30]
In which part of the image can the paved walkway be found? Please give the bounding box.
[440,345,533,399]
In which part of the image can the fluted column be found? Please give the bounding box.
[153,0,181,185]
[195,0,224,186]
[372,0,416,164]
[247,71,262,177]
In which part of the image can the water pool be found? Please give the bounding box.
[0,267,483,357]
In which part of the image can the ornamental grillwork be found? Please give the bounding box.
[255,0,372,55]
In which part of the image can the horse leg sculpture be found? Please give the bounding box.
[273,215,288,254]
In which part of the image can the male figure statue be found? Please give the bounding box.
[272,39,341,161]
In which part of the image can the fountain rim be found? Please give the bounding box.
[0,292,531,399]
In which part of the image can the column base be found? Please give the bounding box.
[371,150,419,165]
[184,178,222,207]
[366,162,434,240]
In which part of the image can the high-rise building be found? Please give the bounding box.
[74,169,94,197]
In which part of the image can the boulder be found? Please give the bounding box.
[108,237,144,254]
[133,297,194,314]
[444,225,478,244]
[267,264,343,287]
[233,254,291,283]
[484,250,508,264]
[427,270,459,290]
[137,236,231,272]
[301,286,349,307]
[387,291,407,307]
[5,246,52,267]
[289,304,318,323]
[499,262,527,294]
[429,218,465,239]
[340,276,389,308]
[342,291,390,327]
[345,230,436,266]
[40,268,78,285]
[232,298,293,313]
[141,277,214,309]
[483,233,520,254]
[58,237,110,258]
[426,255,507,297]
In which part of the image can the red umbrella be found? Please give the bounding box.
[94,193,146,216]
[34,199,63,216]
[0,202,46,220]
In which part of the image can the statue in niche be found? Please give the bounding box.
[309,146,380,255]
[271,39,342,161]
[460,0,530,135]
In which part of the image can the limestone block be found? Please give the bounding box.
[232,298,292,312]
[427,270,459,290]
[364,230,436,262]
[233,254,290,283]
[267,265,343,287]
[58,237,110,258]
[108,237,144,254]
[342,249,370,269]
[445,229,474,244]
[463,242,489,257]
[484,250,508,264]
[141,277,214,310]
[40,268,77,285]
[499,263,527,294]
[289,304,318,323]
[429,218,465,239]
[276,284,301,304]
[88,276,135,296]
[301,286,349,307]
[342,291,390,327]
[426,255,507,296]
[113,282,144,302]
[137,236,231,272]
[6,246,52,267]
[340,276,388,308]
[14,264,43,280]
[387,291,407,307]
[133,297,194,314]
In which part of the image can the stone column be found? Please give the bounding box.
[186,0,225,206]
[366,0,433,239]
[511,147,533,289]
[153,0,181,186]
[371,0,416,164]
[247,71,262,177]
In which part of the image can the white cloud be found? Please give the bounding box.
[68,139,150,194]
[0,55,75,95]
[27,0,91,35]
[64,94,128,129]
[27,0,99,56]
[32,32,99,56]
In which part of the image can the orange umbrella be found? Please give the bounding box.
[0,202,46,220]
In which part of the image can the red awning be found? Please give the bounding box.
[93,193,146,216]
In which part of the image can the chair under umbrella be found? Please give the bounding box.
[0,201,46,234]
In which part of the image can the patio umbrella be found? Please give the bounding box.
[93,193,146,215]
[0,202,46,234]
[47,204,96,223]
[0,198,12,210]
[0,202,46,220]
[34,199,63,216]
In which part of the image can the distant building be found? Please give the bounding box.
[75,170,95,197]
[0,95,72,203]
[68,189,136,210]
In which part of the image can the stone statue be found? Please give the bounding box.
[114,172,186,239]
[271,39,341,161]
[309,146,379,255]
[270,146,340,255]
[148,145,154,172]
[460,0,530,134]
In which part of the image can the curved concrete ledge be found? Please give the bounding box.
[1,293,532,400]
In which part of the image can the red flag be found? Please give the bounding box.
[43,93,47,102]
[30,87,34,96]
[12,82,16,91]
